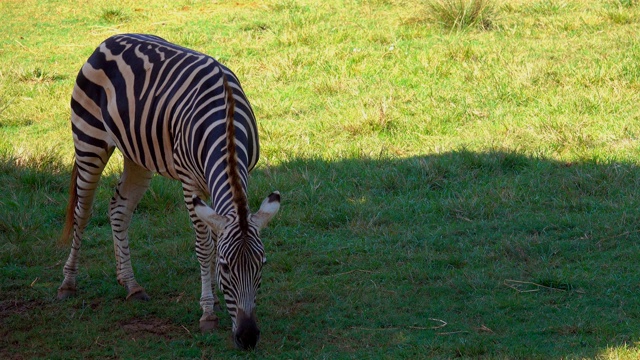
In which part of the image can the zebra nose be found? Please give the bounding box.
[234,313,260,350]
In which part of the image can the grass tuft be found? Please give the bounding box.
[606,0,638,24]
[100,8,130,23]
[614,0,637,8]
[425,0,496,30]
[16,68,66,84]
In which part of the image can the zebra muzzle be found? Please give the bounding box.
[234,310,260,350]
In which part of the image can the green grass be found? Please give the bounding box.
[425,0,496,30]
[2,0,640,358]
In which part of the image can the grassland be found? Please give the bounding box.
[1,0,640,358]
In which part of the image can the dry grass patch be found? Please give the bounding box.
[425,0,496,30]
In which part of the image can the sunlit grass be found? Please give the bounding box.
[100,8,130,23]
[598,343,640,359]
[2,0,640,358]
[425,0,496,30]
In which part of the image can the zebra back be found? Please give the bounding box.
[78,34,258,192]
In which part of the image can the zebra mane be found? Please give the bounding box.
[223,74,249,234]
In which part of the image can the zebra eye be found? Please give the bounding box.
[219,261,230,275]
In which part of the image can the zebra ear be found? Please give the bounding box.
[251,191,280,230]
[192,195,227,233]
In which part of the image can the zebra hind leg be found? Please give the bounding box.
[110,157,153,301]
[58,151,113,300]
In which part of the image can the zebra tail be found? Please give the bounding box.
[60,162,78,245]
[223,75,249,232]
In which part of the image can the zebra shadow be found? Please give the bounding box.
[251,150,640,358]
[1,149,639,357]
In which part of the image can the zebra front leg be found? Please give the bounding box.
[184,189,224,332]
[205,228,223,313]
[110,158,153,301]
[212,247,223,313]
[193,219,219,332]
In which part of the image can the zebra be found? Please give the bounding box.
[57,33,280,350]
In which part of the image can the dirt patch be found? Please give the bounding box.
[0,299,44,360]
[0,299,42,320]
[120,317,186,340]
[0,349,26,360]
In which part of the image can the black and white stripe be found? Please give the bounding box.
[58,33,280,350]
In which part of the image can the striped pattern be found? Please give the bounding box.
[57,34,280,350]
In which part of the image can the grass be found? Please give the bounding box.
[100,8,131,24]
[425,0,496,30]
[2,0,640,358]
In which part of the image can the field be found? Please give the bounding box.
[2,0,640,358]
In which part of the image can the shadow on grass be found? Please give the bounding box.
[1,150,640,358]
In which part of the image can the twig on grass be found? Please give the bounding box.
[503,279,567,293]
[93,336,107,348]
[427,318,448,329]
[0,97,15,116]
[503,279,539,293]
[596,229,640,246]
[46,261,63,269]
[350,318,449,331]
[437,330,469,336]
[181,325,192,336]
[330,269,377,277]
[14,40,33,53]
[475,324,494,333]
[350,326,398,331]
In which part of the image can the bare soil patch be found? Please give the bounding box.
[120,317,185,340]
[0,298,42,320]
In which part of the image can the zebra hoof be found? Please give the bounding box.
[126,287,150,301]
[57,287,76,300]
[199,314,219,333]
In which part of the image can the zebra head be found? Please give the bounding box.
[192,192,280,349]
